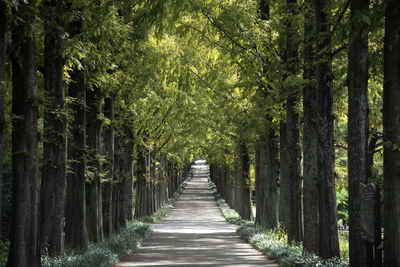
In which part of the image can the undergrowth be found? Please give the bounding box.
[41,173,191,267]
[42,221,151,267]
[209,182,349,267]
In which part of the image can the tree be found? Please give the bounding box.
[255,0,279,230]
[315,0,340,258]
[40,0,67,256]
[235,143,253,221]
[102,96,115,237]
[0,0,7,240]
[286,0,302,243]
[383,0,400,265]
[302,0,319,254]
[7,2,41,266]
[347,0,369,265]
[65,10,88,248]
[86,85,103,242]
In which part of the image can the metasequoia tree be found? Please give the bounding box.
[347,0,369,265]
[0,0,7,240]
[383,0,400,265]
[285,0,302,243]
[8,1,41,266]
[65,11,88,248]
[302,0,319,254]
[315,0,340,258]
[255,0,279,230]
[40,0,67,256]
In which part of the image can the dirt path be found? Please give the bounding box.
[116,161,277,266]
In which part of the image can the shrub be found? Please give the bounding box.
[210,181,349,267]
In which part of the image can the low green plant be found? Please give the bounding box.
[42,221,151,267]
[209,181,349,267]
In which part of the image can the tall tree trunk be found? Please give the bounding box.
[348,0,369,265]
[134,147,147,218]
[40,0,66,256]
[302,0,319,254]
[65,8,88,250]
[112,134,121,231]
[315,0,340,258]
[256,0,278,230]
[236,143,253,221]
[119,127,133,226]
[279,121,289,229]
[102,96,114,237]
[286,0,303,243]
[86,86,103,242]
[7,2,41,265]
[383,1,400,266]
[65,67,88,249]
[256,133,279,228]
[0,0,7,241]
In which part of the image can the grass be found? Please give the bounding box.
[41,173,192,267]
[209,181,350,267]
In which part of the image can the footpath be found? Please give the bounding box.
[116,160,277,266]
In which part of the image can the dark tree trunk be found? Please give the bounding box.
[315,0,340,258]
[86,86,103,242]
[102,96,114,237]
[65,9,88,250]
[0,0,7,241]
[236,143,253,221]
[112,135,121,231]
[256,132,279,229]
[40,0,66,256]
[302,0,319,254]
[7,2,41,266]
[119,127,133,226]
[348,0,369,265]
[134,147,147,218]
[65,67,88,249]
[279,121,289,229]
[383,1,400,266]
[286,0,303,243]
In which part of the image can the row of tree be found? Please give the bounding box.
[202,0,399,266]
[0,0,195,266]
[1,0,400,266]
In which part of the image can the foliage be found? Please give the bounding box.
[210,181,349,267]
[336,188,349,225]
[41,221,151,267]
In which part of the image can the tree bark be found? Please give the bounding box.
[315,0,340,258]
[348,0,369,265]
[40,0,66,256]
[112,134,121,231]
[119,126,134,226]
[134,147,147,218]
[236,143,253,221]
[279,121,289,229]
[102,96,114,237]
[383,1,400,265]
[65,67,88,249]
[7,2,41,265]
[256,132,279,229]
[302,0,319,254]
[286,0,303,243]
[0,0,7,241]
[86,86,103,242]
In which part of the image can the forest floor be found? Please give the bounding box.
[115,161,277,266]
